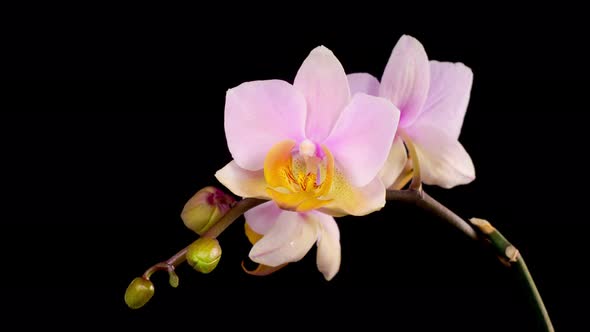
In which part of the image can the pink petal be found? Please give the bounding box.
[215,161,269,199]
[323,93,400,187]
[379,35,430,128]
[314,213,341,281]
[249,210,318,267]
[244,201,282,235]
[348,73,380,96]
[225,80,307,171]
[294,46,350,142]
[416,61,473,140]
[406,123,475,188]
[378,137,407,189]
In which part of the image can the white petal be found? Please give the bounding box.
[249,210,318,267]
[215,161,269,199]
[314,213,341,281]
[244,201,281,235]
[407,124,475,188]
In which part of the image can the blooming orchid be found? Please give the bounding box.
[215,46,400,280]
[348,35,475,189]
[126,38,553,332]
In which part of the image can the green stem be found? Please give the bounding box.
[471,218,554,332]
[386,189,553,331]
[517,258,554,332]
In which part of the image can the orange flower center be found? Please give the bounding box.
[263,139,334,212]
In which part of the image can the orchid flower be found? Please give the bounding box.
[348,35,475,189]
[215,46,400,280]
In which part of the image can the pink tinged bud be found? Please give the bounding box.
[124,277,155,309]
[181,187,236,235]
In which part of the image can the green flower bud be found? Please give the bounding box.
[181,187,235,235]
[124,277,154,309]
[186,237,222,274]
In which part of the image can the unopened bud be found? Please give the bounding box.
[124,277,154,309]
[187,237,222,274]
[181,187,235,235]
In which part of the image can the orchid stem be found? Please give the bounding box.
[141,198,266,282]
[201,198,266,238]
[386,189,477,240]
[386,189,553,331]
[471,218,554,332]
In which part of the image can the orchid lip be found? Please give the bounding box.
[264,139,334,212]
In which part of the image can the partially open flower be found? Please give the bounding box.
[124,277,155,309]
[181,187,235,235]
[186,237,222,274]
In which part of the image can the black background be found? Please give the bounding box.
[2,6,588,331]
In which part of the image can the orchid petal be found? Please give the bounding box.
[347,73,380,96]
[314,213,341,281]
[225,80,307,171]
[323,93,399,187]
[378,137,408,189]
[320,175,386,217]
[416,61,473,140]
[215,161,268,199]
[249,210,318,267]
[406,124,475,188]
[379,35,430,128]
[243,214,288,277]
[294,46,350,142]
[244,201,282,235]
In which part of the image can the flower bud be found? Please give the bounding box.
[181,187,236,235]
[186,237,222,274]
[124,277,154,309]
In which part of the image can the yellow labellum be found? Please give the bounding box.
[263,139,334,212]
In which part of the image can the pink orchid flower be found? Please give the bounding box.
[348,35,475,189]
[215,46,400,280]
